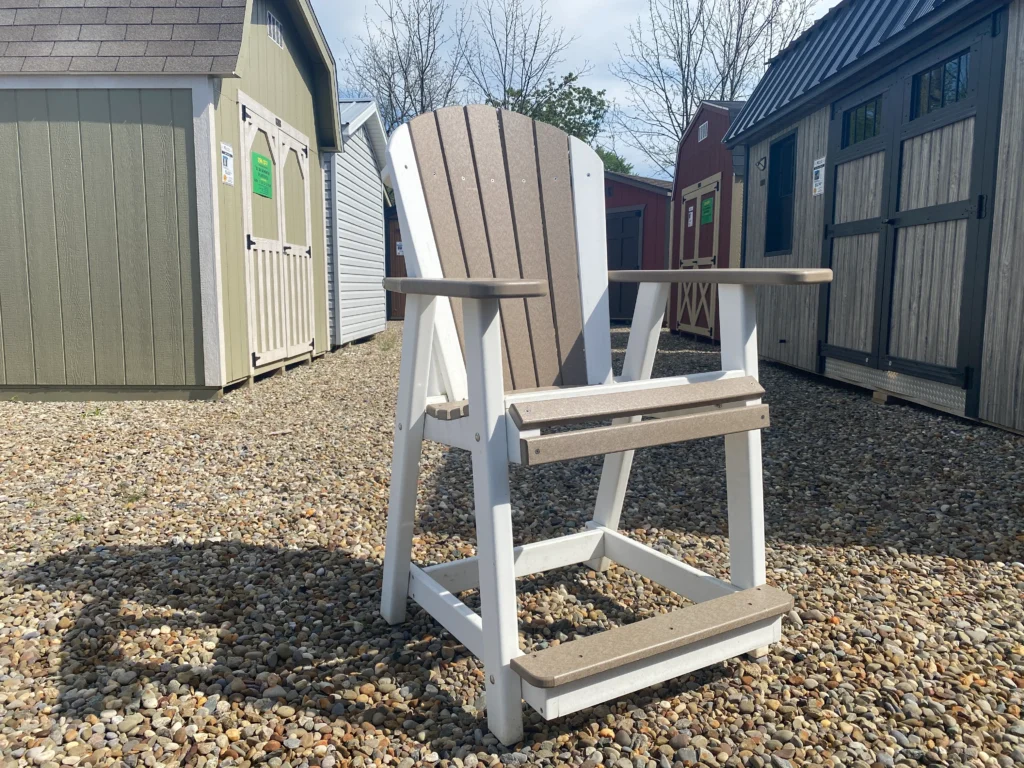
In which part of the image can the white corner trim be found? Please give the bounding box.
[0,74,213,90]
[192,78,226,388]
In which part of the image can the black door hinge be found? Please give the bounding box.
[976,194,987,219]
[309,338,315,349]
[246,233,256,250]
[306,247,312,258]
[302,146,308,158]
[252,351,260,367]
[241,104,250,122]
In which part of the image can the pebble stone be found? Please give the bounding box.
[1,325,1023,768]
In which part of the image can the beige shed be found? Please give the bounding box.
[0,0,340,400]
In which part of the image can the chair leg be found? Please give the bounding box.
[588,283,669,571]
[725,429,769,657]
[381,295,436,625]
[464,297,523,745]
[588,444,637,571]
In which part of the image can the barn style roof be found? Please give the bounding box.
[724,0,1007,145]
[606,170,673,195]
[0,1,247,74]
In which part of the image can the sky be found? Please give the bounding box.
[310,0,843,178]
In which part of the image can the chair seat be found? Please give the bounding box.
[426,376,769,466]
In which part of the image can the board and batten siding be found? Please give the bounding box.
[213,0,328,384]
[0,88,203,389]
[981,0,1024,431]
[327,126,387,346]
[743,106,829,371]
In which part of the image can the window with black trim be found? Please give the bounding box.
[911,50,969,119]
[765,133,796,254]
[842,95,881,148]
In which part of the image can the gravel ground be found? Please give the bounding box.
[2,324,1024,768]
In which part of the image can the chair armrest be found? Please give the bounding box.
[608,268,833,286]
[383,277,548,299]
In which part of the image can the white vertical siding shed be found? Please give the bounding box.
[325,99,388,347]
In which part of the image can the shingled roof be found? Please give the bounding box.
[0,1,247,74]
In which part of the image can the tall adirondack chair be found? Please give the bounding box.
[380,105,832,744]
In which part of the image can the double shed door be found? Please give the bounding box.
[240,92,315,370]
[821,18,1004,398]
[675,173,722,338]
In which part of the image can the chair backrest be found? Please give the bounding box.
[386,105,612,395]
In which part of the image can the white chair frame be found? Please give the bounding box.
[379,118,830,744]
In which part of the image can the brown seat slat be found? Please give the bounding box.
[511,585,793,688]
[509,376,763,429]
[520,404,769,465]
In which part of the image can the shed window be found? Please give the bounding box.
[698,121,709,142]
[912,50,969,119]
[267,11,285,48]
[765,133,796,255]
[842,95,881,147]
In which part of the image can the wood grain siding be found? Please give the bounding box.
[981,0,1024,431]
[834,152,884,223]
[407,106,588,390]
[827,234,879,352]
[888,220,967,366]
[214,0,328,383]
[899,118,974,210]
[329,127,387,345]
[744,107,829,370]
[0,89,202,389]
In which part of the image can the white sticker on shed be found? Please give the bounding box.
[221,142,234,186]
[812,156,825,196]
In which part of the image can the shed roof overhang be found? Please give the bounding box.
[724,0,1009,147]
[280,0,341,151]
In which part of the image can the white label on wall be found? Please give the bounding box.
[687,205,694,227]
[812,156,825,196]
[221,142,234,186]
[396,241,404,256]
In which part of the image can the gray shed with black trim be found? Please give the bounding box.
[727,0,1024,433]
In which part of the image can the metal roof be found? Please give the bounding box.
[0,1,246,74]
[339,99,388,172]
[724,0,1006,144]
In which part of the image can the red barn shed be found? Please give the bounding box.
[604,170,673,320]
[669,101,745,339]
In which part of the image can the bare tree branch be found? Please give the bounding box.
[341,0,472,134]
[467,0,577,111]
[610,0,812,175]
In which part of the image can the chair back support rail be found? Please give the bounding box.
[380,104,832,745]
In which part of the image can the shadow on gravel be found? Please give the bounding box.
[12,540,728,739]
[13,542,477,727]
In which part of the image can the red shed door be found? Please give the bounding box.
[676,173,721,337]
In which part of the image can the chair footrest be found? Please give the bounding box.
[510,585,793,688]
[519,403,769,465]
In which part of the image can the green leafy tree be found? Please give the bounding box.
[492,72,609,144]
[595,146,633,174]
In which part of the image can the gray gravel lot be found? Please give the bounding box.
[2,324,1023,768]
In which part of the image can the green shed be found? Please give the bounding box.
[0,0,341,400]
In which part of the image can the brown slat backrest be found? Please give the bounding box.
[407,106,588,390]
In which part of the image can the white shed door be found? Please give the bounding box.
[240,92,314,370]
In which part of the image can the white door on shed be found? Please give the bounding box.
[239,92,314,370]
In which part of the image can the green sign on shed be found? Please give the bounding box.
[252,152,273,198]
[700,196,714,225]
